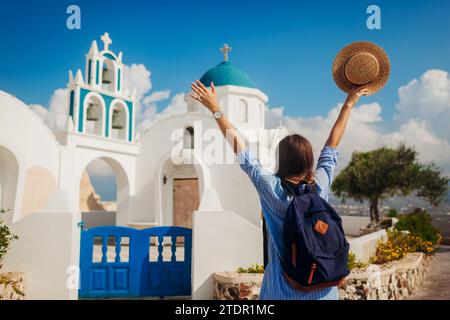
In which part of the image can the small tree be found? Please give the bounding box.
[0,209,18,268]
[395,208,440,244]
[332,145,449,222]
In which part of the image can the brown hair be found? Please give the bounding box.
[275,134,314,183]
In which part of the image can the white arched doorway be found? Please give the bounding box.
[159,158,203,228]
[79,157,130,227]
[0,145,19,216]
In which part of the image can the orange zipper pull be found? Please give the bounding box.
[308,263,317,285]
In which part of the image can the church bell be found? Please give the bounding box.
[86,103,100,121]
[112,109,125,129]
[102,68,112,84]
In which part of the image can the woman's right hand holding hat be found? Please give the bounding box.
[343,86,369,109]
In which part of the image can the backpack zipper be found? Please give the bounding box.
[291,243,297,267]
[308,263,317,285]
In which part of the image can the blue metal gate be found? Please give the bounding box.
[79,226,192,298]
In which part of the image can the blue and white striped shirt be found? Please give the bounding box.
[237,145,340,300]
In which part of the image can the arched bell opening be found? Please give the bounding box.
[84,95,105,136]
[101,59,116,92]
[109,101,129,141]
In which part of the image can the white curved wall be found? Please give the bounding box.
[0,91,61,222]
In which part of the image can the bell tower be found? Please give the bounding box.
[66,32,136,142]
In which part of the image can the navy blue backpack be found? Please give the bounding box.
[279,181,350,291]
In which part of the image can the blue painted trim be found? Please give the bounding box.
[103,53,116,61]
[78,89,88,132]
[69,90,75,118]
[126,100,133,142]
[87,60,92,85]
[118,68,121,92]
[96,60,100,84]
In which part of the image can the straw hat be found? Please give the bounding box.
[332,41,390,96]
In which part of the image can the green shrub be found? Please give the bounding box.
[237,264,264,274]
[387,208,398,218]
[395,208,440,244]
[347,252,367,270]
[0,209,18,268]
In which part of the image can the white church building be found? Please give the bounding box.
[0,33,292,299]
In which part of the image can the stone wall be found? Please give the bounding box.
[0,272,25,300]
[340,252,431,300]
[213,253,431,300]
[213,272,263,300]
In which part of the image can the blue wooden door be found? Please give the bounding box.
[138,227,192,297]
[79,226,192,298]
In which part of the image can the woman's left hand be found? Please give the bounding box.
[190,80,221,113]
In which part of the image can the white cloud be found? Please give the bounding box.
[123,63,152,100]
[267,103,385,167]
[143,90,171,106]
[86,159,115,177]
[140,89,172,123]
[396,69,450,140]
[266,69,450,174]
[30,88,68,131]
[383,119,450,167]
[122,64,173,128]
[136,93,187,135]
[30,104,49,119]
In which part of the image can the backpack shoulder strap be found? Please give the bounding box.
[281,179,297,197]
[281,179,318,197]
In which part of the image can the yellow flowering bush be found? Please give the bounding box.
[348,252,367,270]
[370,230,434,264]
[237,264,264,274]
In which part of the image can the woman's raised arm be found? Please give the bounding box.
[325,86,368,148]
[191,80,245,154]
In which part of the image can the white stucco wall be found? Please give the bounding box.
[191,210,263,299]
[2,210,81,300]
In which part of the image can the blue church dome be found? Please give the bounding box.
[199,61,254,88]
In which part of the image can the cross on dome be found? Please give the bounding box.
[220,44,232,62]
[101,32,112,51]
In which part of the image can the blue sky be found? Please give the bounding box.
[1,0,449,119]
[1,0,449,201]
